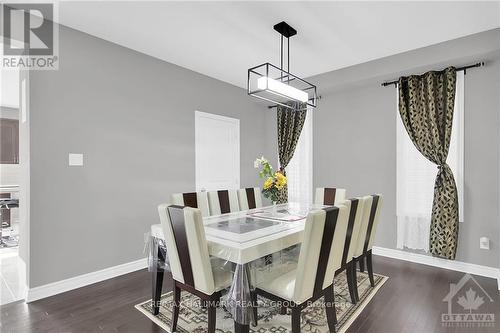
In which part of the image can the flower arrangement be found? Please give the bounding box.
[254,156,287,203]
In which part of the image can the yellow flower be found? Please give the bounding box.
[275,172,287,187]
[263,177,274,190]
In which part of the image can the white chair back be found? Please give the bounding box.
[293,205,349,303]
[354,194,383,257]
[208,190,240,215]
[237,187,263,210]
[157,204,216,295]
[366,194,383,251]
[171,192,210,217]
[314,187,347,205]
[322,204,350,288]
[342,198,367,265]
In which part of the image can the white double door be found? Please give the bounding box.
[195,111,240,192]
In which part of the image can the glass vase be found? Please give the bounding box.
[271,201,278,216]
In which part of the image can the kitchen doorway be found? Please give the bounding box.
[0,66,29,305]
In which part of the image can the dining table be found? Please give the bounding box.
[149,202,328,333]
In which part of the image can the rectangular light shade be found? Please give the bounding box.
[257,76,308,103]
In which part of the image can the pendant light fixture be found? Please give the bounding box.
[247,21,317,111]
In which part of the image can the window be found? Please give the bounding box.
[287,109,313,204]
[396,72,464,252]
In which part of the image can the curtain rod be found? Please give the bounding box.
[381,62,485,87]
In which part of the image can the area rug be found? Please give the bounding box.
[136,271,387,333]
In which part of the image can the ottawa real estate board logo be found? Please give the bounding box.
[1,2,59,70]
[442,273,495,328]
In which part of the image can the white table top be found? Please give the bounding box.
[0,185,19,193]
[204,203,328,265]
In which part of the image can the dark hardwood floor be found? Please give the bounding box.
[1,256,499,332]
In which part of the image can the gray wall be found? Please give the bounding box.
[313,85,397,250]
[29,26,268,287]
[28,23,500,287]
[310,29,500,268]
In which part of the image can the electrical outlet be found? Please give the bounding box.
[479,237,490,250]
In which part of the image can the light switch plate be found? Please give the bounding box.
[68,153,83,166]
[480,237,490,250]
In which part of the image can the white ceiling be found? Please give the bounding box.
[56,1,500,88]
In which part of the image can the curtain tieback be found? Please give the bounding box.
[437,163,450,171]
[436,163,454,181]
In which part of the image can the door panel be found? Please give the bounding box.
[195,111,240,192]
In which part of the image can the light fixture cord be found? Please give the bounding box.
[280,34,283,81]
[287,36,290,82]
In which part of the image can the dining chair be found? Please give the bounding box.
[332,197,367,304]
[149,192,211,245]
[237,187,263,210]
[314,187,347,205]
[352,194,383,298]
[171,191,210,217]
[207,190,240,215]
[254,205,349,332]
[156,204,232,332]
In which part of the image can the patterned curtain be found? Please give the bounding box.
[276,101,307,203]
[398,67,459,260]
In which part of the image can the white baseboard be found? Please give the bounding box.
[372,246,500,290]
[26,258,147,302]
[23,248,500,302]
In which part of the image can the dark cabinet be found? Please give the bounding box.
[0,118,19,164]
[0,193,11,228]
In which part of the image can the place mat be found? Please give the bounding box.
[247,209,305,222]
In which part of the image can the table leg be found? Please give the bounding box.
[152,266,164,315]
[152,240,165,315]
[226,263,256,328]
[234,321,250,333]
[245,264,258,327]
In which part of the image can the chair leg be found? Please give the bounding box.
[171,284,181,332]
[324,285,337,332]
[358,256,365,272]
[151,268,164,315]
[291,307,301,333]
[346,263,357,304]
[366,250,375,287]
[207,301,216,333]
[352,262,359,302]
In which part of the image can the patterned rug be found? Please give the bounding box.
[136,271,387,333]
